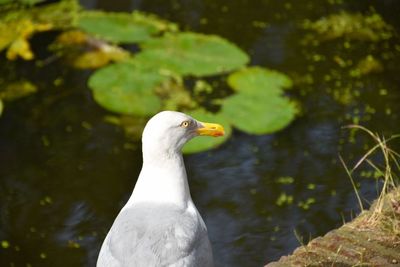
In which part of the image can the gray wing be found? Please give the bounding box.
[97,203,213,267]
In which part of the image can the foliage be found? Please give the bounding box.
[0,0,45,5]
[221,67,297,135]
[1,19,52,60]
[227,67,292,95]
[77,11,175,43]
[155,79,198,111]
[133,32,249,76]
[0,0,297,152]
[0,0,78,60]
[88,61,168,116]
[221,93,297,134]
[51,30,130,69]
[183,109,232,154]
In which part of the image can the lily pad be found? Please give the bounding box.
[77,11,162,43]
[20,0,46,5]
[51,30,130,69]
[221,93,297,135]
[223,67,297,134]
[130,11,178,33]
[88,61,168,115]
[72,49,129,69]
[155,80,198,111]
[228,67,292,95]
[183,109,231,154]
[222,94,297,134]
[133,32,249,76]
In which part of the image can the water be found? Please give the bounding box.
[1,0,400,266]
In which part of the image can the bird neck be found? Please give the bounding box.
[126,150,193,210]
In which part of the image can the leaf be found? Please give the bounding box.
[72,49,127,69]
[130,11,178,33]
[88,61,168,115]
[32,0,78,29]
[19,0,46,5]
[0,0,13,5]
[228,67,292,96]
[6,37,33,60]
[222,67,297,134]
[0,24,18,52]
[0,19,52,60]
[182,109,231,154]
[50,30,130,69]
[77,11,161,43]
[0,99,3,116]
[53,30,88,46]
[155,80,198,111]
[221,93,297,135]
[0,81,37,101]
[133,32,249,76]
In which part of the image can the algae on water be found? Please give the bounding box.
[303,11,393,42]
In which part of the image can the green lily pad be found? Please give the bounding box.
[88,61,168,115]
[0,0,13,5]
[20,0,46,5]
[77,11,160,43]
[133,32,249,76]
[221,93,297,135]
[228,67,292,95]
[129,11,178,33]
[183,109,231,154]
[223,67,297,134]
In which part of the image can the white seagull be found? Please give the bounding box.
[97,111,225,267]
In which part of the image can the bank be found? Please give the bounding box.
[265,188,400,267]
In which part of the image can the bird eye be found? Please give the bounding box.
[180,120,190,128]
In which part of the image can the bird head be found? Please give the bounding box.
[142,111,225,154]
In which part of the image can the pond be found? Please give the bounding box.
[1,0,400,266]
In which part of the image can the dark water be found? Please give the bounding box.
[1,0,400,266]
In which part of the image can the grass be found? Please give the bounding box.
[341,125,400,229]
[267,126,400,267]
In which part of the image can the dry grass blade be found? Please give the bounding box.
[343,125,400,224]
[339,155,364,211]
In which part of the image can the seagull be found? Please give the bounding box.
[97,111,224,267]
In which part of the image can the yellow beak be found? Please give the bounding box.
[196,122,225,137]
